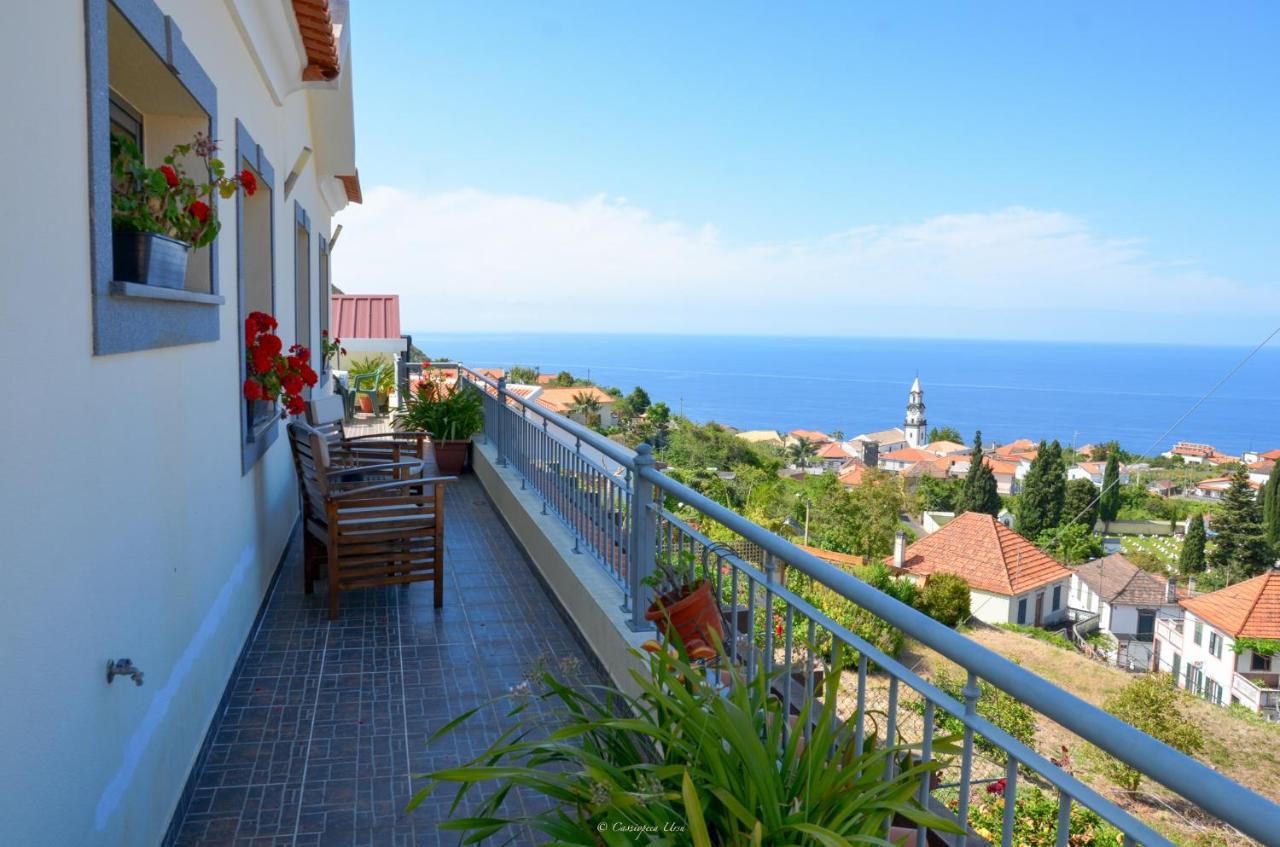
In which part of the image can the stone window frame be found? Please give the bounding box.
[293,201,313,376]
[318,234,331,376]
[85,0,224,356]
[236,119,278,474]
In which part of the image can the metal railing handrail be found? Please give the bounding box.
[455,363,1280,844]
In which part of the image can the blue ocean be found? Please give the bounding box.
[416,333,1279,457]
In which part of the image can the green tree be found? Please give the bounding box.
[626,386,652,415]
[785,437,813,468]
[1035,523,1103,564]
[1018,441,1066,540]
[1062,477,1100,531]
[1263,468,1280,553]
[917,474,965,512]
[927,426,964,445]
[507,364,539,384]
[568,390,603,428]
[918,573,971,627]
[1207,465,1270,581]
[554,370,576,387]
[1098,453,1122,528]
[1091,674,1203,792]
[1179,512,1207,575]
[959,431,1001,516]
[847,468,909,558]
[660,419,771,473]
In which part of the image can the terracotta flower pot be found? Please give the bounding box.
[356,393,373,413]
[433,440,469,475]
[645,580,724,649]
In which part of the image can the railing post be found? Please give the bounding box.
[495,375,508,466]
[627,443,657,631]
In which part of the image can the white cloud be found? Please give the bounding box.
[332,186,1276,343]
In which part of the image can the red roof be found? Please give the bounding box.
[880,447,936,464]
[890,511,1073,595]
[1181,572,1280,638]
[816,442,851,459]
[331,295,401,340]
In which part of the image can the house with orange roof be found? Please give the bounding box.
[1163,441,1217,464]
[878,447,938,473]
[814,440,855,472]
[1248,460,1275,486]
[995,438,1038,457]
[1067,461,1131,488]
[837,461,867,488]
[983,456,1023,496]
[1191,476,1261,502]
[888,512,1074,626]
[923,440,968,457]
[533,386,618,428]
[1152,570,1280,715]
[787,429,833,446]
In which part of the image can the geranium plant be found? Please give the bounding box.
[111,132,256,248]
[243,311,318,417]
[320,330,346,370]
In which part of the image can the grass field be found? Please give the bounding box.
[1120,534,1184,569]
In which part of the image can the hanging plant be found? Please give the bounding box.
[243,311,317,417]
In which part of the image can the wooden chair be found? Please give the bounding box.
[292,422,453,617]
[306,394,430,462]
[287,421,427,595]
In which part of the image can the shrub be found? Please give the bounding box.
[998,623,1075,651]
[926,667,1037,764]
[918,573,971,627]
[1087,674,1203,791]
[962,784,1119,846]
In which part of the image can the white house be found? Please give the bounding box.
[1067,461,1131,487]
[814,440,856,472]
[1069,554,1182,670]
[1151,571,1280,717]
[533,386,620,428]
[0,3,358,844]
[854,427,909,457]
[891,512,1074,627]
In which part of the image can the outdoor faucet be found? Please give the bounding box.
[106,658,145,686]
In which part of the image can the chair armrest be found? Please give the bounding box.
[336,476,457,499]
[342,432,428,442]
[325,460,420,478]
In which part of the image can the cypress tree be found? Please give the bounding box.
[959,431,1001,516]
[1263,468,1280,553]
[1099,452,1122,529]
[1018,440,1067,539]
[1207,465,1270,581]
[1179,512,1206,575]
[1063,477,1100,531]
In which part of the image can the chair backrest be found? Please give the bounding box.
[307,394,347,442]
[287,420,330,508]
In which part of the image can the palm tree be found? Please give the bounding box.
[569,391,603,429]
[786,437,813,469]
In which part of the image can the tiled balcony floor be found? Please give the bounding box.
[174,474,601,846]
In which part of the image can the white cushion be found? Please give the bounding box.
[308,394,345,426]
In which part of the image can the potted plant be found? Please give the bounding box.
[392,370,484,475]
[347,355,394,413]
[643,549,725,649]
[243,311,318,426]
[408,642,962,845]
[110,132,256,288]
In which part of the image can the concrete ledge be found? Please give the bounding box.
[471,438,651,696]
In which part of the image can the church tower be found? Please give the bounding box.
[904,376,926,448]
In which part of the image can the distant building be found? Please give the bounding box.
[904,377,927,449]
[533,386,619,428]
[1192,476,1260,501]
[853,427,908,458]
[1247,460,1275,486]
[814,441,855,472]
[837,461,867,488]
[879,447,937,473]
[1152,571,1280,716]
[921,511,955,534]
[1068,461,1131,487]
[923,440,968,456]
[1163,441,1217,464]
[1070,554,1182,671]
[737,429,785,448]
[787,428,833,446]
[330,294,405,370]
[889,512,1073,627]
[1148,479,1181,498]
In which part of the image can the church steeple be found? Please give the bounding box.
[905,376,926,448]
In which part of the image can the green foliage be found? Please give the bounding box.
[785,437,814,468]
[928,426,964,445]
[506,364,539,384]
[409,643,964,844]
[961,785,1119,846]
[998,623,1075,651]
[928,667,1037,764]
[568,390,604,429]
[1018,441,1067,540]
[918,474,965,512]
[1233,637,1280,656]
[918,573,971,627]
[393,376,484,441]
[1263,468,1280,552]
[1088,674,1203,792]
[1084,630,1116,652]
[959,431,1002,516]
[1207,465,1270,581]
[347,355,395,394]
[660,420,778,475]
[1062,478,1100,530]
[1180,513,1207,575]
[626,386,652,415]
[1098,454,1122,524]
[1035,523,1103,564]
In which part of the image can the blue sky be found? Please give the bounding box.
[335,2,1279,343]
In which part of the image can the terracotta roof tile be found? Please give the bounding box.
[789,429,832,443]
[889,511,1073,595]
[292,0,341,81]
[1074,554,1177,606]
[1181,572,1280,637]
[535,386,615,414]
[816,442,851,459]
[337,173,362,204]
[880,447,937,464]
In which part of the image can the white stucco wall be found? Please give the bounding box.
[970,579,1071,627]
[0,3,351,844]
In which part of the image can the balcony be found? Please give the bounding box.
[171,365,1279,846]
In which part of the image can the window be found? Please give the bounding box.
[1193,621,1203,645]
[1171,652,1181,680]
[1209,632,1222,659]
[1051,586,1061,611]
[1016,598,1027,625]
[86,0,224,356]
[294,203,312,376]
[236,120,276,473]
[1251,652,1272,672]
[1137,610,1156,643]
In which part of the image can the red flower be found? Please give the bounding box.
[243,379,263,401]
[301,365,318,387]
[285,395,306,416]
[188,200,210,223]
[340,348,347,355]
[275,358,289,376]
[251,348,273,375]
[240,169,257,197]
[282,375,304,396]
[160,165,179,188]
[986,779,1007,795]
[321,330,329,338]
[260,334,283,356]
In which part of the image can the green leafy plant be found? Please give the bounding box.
[1086,673,1203,792]
[393,372,484,441]
[110,132,254,248]
[961,784,1118,846]
[347,355,395,395]
[645,548,704,603]
[917,573,972,627]
[998,623,1075,651]
[924,667,1037,764]
[1233,637,1280,656]
[408,642,964,845]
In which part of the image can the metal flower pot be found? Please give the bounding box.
[112,230,191,289]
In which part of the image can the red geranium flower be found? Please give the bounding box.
[160,165,179,188]
[251,349,272,375]
[260,334,283,356]
[301,365,318,387]
[986,778,1007,795]
[321,330,328,338]
[240,169,257,197]
[340,348,347,355]
[188,200,210,223]
[282,375,304,396]
[285,395,306,416]
[243,379,263,401]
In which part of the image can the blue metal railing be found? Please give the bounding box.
[452,364,1278,847]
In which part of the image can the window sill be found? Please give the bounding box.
[110,280,226,306]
